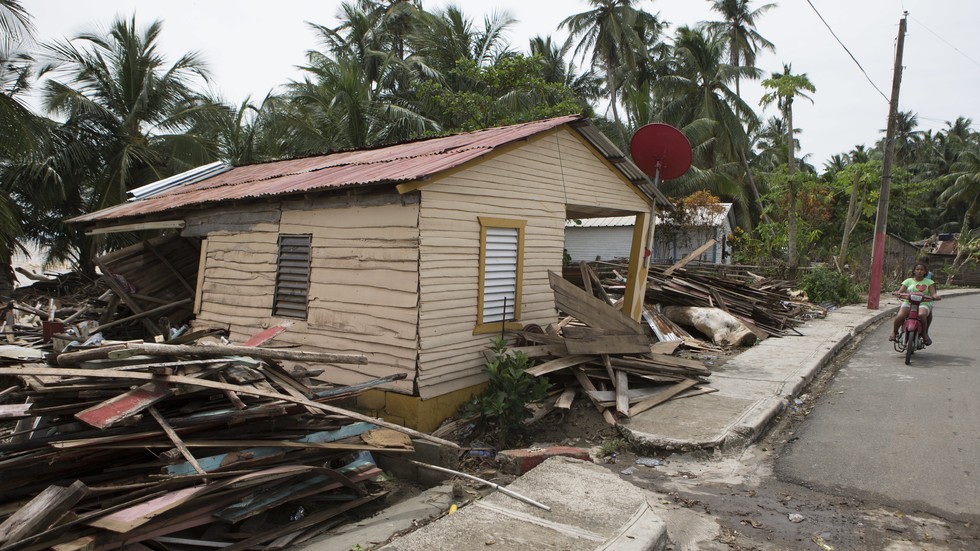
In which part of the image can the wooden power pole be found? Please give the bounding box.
[867,14,908,309]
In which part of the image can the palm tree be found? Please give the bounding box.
[939,142,980,281]
[0,0,45,298]
[528,35,602,109]
[760,63,815,270]
[560,0,661,146]
[702,0,776,100]
[702,0,774,219]
[409,4,517,76]
[282,46,436,152]
[37,15,220,272]
[655,26,761,225]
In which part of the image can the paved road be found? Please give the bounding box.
[776,293,980,520]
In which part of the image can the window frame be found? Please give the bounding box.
[474,217,526,335]
[273,233,312,319]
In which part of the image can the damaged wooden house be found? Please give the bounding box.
[68,115,671,431]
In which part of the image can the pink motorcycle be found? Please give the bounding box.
[893,292,940,365]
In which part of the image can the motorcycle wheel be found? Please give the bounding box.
[905,329,917,365]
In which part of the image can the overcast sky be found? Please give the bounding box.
[21,0,980,168]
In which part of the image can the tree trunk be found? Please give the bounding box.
[0,247,14,302]
[606,65,628,148]
[786,101,798,271]
[662,305,757,347]
[837,171,861,271]
[739,150,769,224]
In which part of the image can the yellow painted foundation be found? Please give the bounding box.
[355,383,487,432]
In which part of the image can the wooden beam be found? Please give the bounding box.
[85,220,185,235]
[662,239,717,276]
[112,342,366,365]
[614,370,630,417]
[147,406,207,476]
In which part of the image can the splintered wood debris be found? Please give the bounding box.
[0,328,454,551]
[513,261,823,425]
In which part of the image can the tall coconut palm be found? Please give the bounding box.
[702,0,774,219]
[702,0,775,100]
[38,16,220,272]
[760,63,815,270]
[283,47,436,153]
[656,26,761,225]
[409,4,517,77]
[560,0,661,146]
[528,35,602,108]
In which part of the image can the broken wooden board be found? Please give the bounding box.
[0,366,459,449]
[0,481,89,545]
[548,271,643,335]
[240,323,293,347]
[525,355,595,377]
[74,380,173,429]
[562,327,651,355]
[628,379,700,417]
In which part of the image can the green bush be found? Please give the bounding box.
[801,266,861,305]
[463,337,551,447]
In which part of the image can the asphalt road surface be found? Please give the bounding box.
[777,292,980,520]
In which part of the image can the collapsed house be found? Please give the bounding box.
[67,115,672,431]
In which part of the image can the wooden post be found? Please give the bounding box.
[868,14,907,309]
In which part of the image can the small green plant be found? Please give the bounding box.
[800,265,861,305]
[598,437,629,457]
[463,337,551,447]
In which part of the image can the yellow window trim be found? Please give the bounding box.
[474,217,527,335]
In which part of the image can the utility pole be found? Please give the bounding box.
[867,13,908,309]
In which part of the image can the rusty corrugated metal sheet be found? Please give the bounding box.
[70,115,670,225]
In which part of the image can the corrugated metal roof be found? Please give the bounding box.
[70,115,671,225]
[566,204,732,228]
[127,161,232,201]
[566,216,637,228]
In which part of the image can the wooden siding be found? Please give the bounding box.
[559,131,649,211]
[191,197,421,393]
[416,128,648,398]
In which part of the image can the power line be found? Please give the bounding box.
[803,0,890,102]
[909,14,980,70]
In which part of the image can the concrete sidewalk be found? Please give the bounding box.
[300,290,976,551]
[622,289,976,453]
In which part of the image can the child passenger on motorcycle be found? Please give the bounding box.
[889,262,939,345]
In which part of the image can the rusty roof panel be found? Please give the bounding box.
[70,115,672,225]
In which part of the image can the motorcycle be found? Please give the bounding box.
[893,292,940,365]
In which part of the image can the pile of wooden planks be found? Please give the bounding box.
[0,336,455,550]
[501,271,714,426]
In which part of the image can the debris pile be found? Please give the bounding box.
[488,269,714,426]
[519,258,824,424]
[0,335,455,550]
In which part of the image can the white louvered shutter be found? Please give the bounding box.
[483,226,519,323]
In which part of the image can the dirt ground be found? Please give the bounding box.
[434,339,980,551]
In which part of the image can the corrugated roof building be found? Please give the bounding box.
[70,115,670,430]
